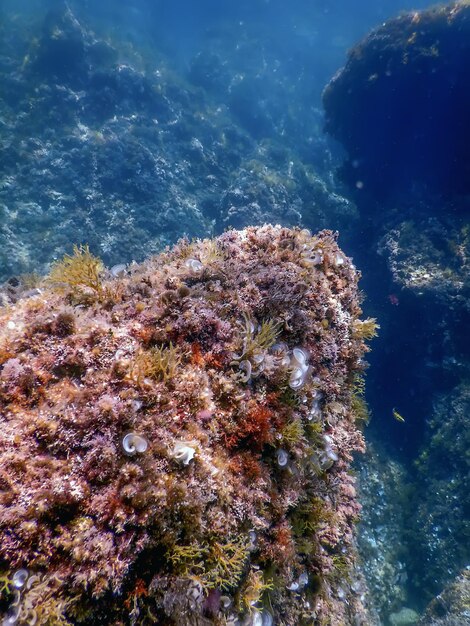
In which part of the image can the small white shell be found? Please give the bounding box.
[220,595,232,609]
[276,449,289,467]
[239,360,252,383]
[261,611,274,626]
[301,245,323,266]
[251,613,263,626]
[12,569,28,589]
[325,448,338,462]
[26,574,41,591]
[110,263,127,277]
[335,253,345,266]
[184,258,203,272]
[289,366,308,390]
[171,441,196,465]
[2,603,21,625]
[122,433,148,455]
[252,352,265,365]
[292,347,308,365]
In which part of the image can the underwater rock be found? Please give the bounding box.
[322,6,470,609]
[377,216,470,312]
[29,3,90,87]
[323,1,470,198]
[418,569,470,626]
[356,443,411,622]
[0,6,355,283]
[390,608,420,626]
[0,226,374,625]
[410,384,470,601]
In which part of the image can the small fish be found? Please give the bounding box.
[392,408,405,423]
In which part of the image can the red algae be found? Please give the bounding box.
[0,225,375,625]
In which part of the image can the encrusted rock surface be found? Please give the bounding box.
[0,4,355,283]
[418,569,470,626]
[377,214,470,312]
[323,1,470,197]
[356,444,411,623]
[0,225,375,625]
[410,385,470,601]
[322,3,470,613]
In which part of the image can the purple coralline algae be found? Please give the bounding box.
[0,225,375,625]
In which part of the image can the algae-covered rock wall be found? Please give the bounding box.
[0,226,375,625]
[0,4,354,283]
[322,1,470,618]
[323,1,470,198]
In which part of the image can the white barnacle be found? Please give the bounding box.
[260,612,273,626]
[298,572,309,588]
[171,441,196,465]
[220,595,232,609]
[186,580,204,608]
[325,448,338,463]
[308,395,322,420]
[184,258,203,272]
[122,432,148,455]
[25,574,40,590]
[2,603,20,626]
[271,342,290,367]
[301,243,323,266]
[289,368,304,388]
[251,613,263,626]
[334,252,345,266]
[313,436,339,471]
[287,572,308,593]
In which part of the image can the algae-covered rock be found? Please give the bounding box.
[0,5,354,283]
[410,385,470,600]
[418,569,470,626]
[0,226,375,625]
[323,1,470,198]
[390,607,420,626]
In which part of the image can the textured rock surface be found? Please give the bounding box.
[0,225,375,625]
[356,444,411,623]
[322,3,470,612]
[0,5,355,283]
[418,569,470,626]
[323,1,470,197]
[377,213,470,312]
[410,385,470,600]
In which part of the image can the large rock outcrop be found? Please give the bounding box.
[0,226,375,625]
[0,4,354,282]
[323,1,470,198]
